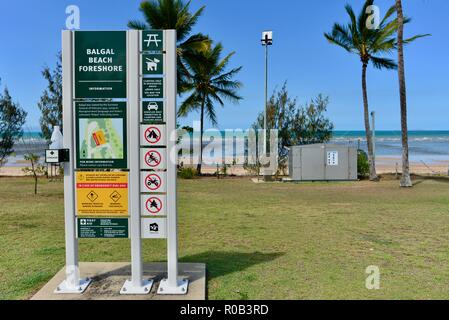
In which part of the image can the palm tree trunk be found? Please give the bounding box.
[197,98,205,175]
[396,0,413,187]
[362,62,378,181]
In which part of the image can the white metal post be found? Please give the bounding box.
[264,43,268,155]
[121,30,153,294]
[158,29,188,295]
[55,30,91,294]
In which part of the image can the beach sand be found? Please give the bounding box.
[0,166,28,177]
[186,156,449,176]
[2,156,447,177]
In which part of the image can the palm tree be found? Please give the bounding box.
[178,43,242,174]
[395,0,412,187]
[325,0,401,181]
[128,0,211,93]
[395,1,429,187]
[325,0,427,181]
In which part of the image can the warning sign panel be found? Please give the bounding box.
[140,148,166,170]
[76,172,128,216]
[141,171,167,193]
[141,194,166,216]
[141,124,166,146]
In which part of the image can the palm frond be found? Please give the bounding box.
[324,23,355,53]
[403,34,431,44]
[180,42,242,122]
[212,87,243,104]
[204,98,218,126]
[127,20,147,30]
[212,67,243,86]
[370,56,397,70]
[178,91,201,117]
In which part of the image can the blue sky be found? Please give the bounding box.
[0,0,447,131]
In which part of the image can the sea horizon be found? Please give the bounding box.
[5,130,449,168]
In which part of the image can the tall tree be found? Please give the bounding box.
[128,0,211,93]
[395,0,412,187]
[178,43,242,174]
[324,0,423,181]
[0,86,27,167]
[253,83,334,174]
[38,52,62,141]
[395,1,429,187]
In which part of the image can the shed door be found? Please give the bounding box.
[325,147,349,180]
[301,147,325,180]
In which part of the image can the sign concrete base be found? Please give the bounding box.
[54,278,92,294]
[157,278,189,295]
[120,279,153,295]
[31,262,206,300]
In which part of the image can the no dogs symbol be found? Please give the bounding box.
[144,126,161,144]
[144,173,162,191]
[145,197,163,214]
[145,150,162,168]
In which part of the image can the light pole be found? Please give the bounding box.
[261,31,273,156]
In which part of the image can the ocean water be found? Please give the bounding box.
[331,131,449,163]
[5,130,449,166]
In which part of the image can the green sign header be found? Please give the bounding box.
[74,31,127,99]
[77,218,129,239]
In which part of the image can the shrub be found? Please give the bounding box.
[357,149,369,179]
[178,167,197,179]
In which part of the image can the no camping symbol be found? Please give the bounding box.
[145,197,163,214]
[144,173,162,191]
[144,126,161,144]
[145,150,161,168]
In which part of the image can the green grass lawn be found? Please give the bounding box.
[0,176,448,300]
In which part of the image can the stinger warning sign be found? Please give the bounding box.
[76,172,129,216]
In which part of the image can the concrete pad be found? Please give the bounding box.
[31,262,206,300]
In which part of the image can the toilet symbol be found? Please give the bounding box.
[145,197,162,214]
[144,126,161,144]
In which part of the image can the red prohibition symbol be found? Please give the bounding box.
[145,173,162,191]
[144,126,162,144]
[145,197,163,214]
[145,150,162,168]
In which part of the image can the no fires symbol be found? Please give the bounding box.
[146,197,162,214]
